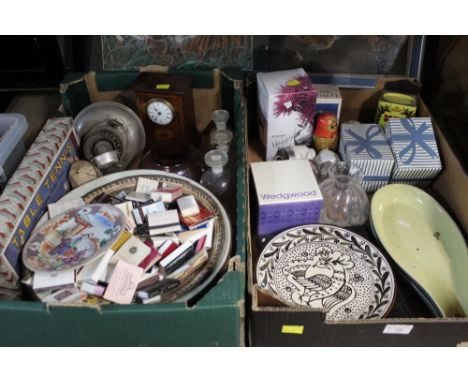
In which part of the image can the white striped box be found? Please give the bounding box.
[339,123,394,192]
[387,118,442,186]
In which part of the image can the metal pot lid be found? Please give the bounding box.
[73,101,146,157]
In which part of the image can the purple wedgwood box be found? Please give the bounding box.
[251,160,323,236]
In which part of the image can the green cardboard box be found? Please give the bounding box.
[0,69,247,346]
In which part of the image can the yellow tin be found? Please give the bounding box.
[375,91,417,127]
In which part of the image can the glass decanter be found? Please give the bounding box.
[200,149,230,196]
[140,141,204,181]
[209,110,233,153]
[319,161,369,227]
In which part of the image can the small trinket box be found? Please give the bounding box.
[177,195,200,217]
[77,248,115,284]
[135,177,160,195]
[151,186,183,203]
[126,191,152,203]
[167,249,209,281]
[177,228,207,244]
[103,260,143,304]
[148,210,182,236]
[115,201,137,232]
[32,269,76,292]
[339,123,395,192]
[111,235,152,266]
[179,206,214,230]
[387,117,442,186]
[138,242,162,272]
[132,201,166,225]
[136,278,181,301]
[158,239,180,260]
[159,241,195,275]
[151,234,179,248]
[39,287,86,304]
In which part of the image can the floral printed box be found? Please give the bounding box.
[257,68,317,160]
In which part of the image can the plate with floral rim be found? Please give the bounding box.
[256,224,396,320]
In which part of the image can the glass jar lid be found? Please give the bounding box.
[205,149,228,172]
[210,129,233,147]
[211,109,229,130]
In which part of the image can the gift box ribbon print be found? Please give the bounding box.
[345,125,388,159]
[391,119,439,165]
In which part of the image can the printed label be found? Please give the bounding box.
[281,325,304,335]
[155,83,170,90]
[383,324,414,335]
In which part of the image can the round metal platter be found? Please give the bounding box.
[50,169,232,303]
[256,224,396,320]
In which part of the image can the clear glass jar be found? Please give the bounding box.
[200,149,230,196]
[319,162,369,227]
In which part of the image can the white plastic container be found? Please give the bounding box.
[0,113,28,191]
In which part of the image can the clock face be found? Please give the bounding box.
[146,99,175,125]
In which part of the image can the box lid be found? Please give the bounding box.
[388,117,442,169]
[0,113,28,167]
[251,160,322,206]
[341,123,394,161]
[256,68,309,95]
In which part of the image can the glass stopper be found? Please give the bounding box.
[212,109,229,130]
[204,149,228,174]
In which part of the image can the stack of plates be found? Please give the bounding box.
[370,184,468,317]
[256,224,396,320]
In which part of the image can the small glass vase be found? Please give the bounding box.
[200,149,230,196]
[319,162,369,227]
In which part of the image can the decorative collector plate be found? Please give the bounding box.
[256,224,396,320]
[23,204,124,272]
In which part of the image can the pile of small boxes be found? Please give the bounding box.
[340,117,442,191]
[26,176,216,305]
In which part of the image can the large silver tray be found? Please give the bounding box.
[42,169,232,303]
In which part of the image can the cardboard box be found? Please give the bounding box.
[248,78,468,346]
[0,118,79,289]
[251,160,322,236]
[315,84,343,124]
[0,69,247,346]
[257,68,317,160]
[387,117,442,187]
[339,123,394,192]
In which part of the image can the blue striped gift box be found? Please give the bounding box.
[387,118,442,186]
[339,123,394,192]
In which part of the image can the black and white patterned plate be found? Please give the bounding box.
[256,224,396,320]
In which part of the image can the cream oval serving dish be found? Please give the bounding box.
[371,184,468,317]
